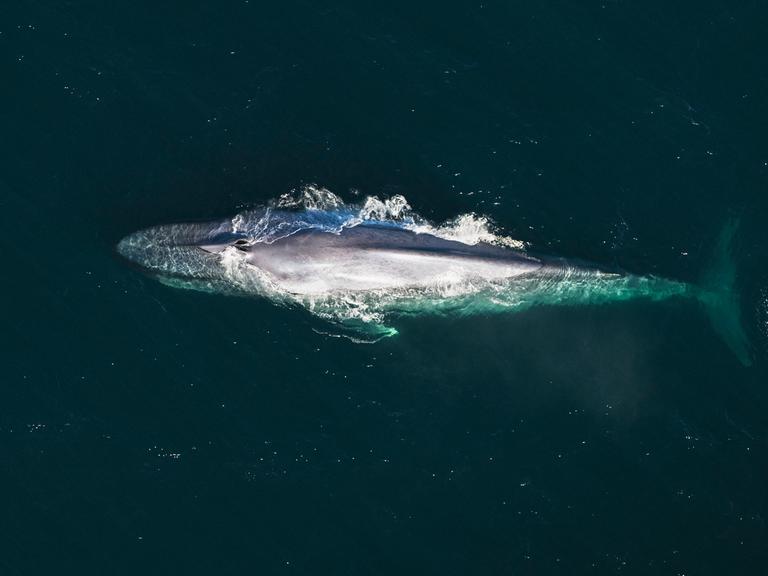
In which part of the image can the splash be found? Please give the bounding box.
[230,184,525,249]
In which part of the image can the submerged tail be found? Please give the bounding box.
[698,218,752,366]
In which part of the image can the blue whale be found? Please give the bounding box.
[117,202,750,364]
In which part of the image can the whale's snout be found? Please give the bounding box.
[116,230,151,267]
[116,226,175,273]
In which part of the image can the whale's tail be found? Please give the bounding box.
[698,218,752,366]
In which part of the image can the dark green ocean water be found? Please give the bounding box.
[2,1,768,574]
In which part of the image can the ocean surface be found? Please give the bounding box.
[2,1,767,574]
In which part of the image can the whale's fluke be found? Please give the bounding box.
[699,218,752,366]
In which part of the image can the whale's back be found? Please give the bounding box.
[244,225,542,295]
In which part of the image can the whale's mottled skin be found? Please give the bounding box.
[117,210,750,364]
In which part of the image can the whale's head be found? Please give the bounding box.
[116,218,249,283]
